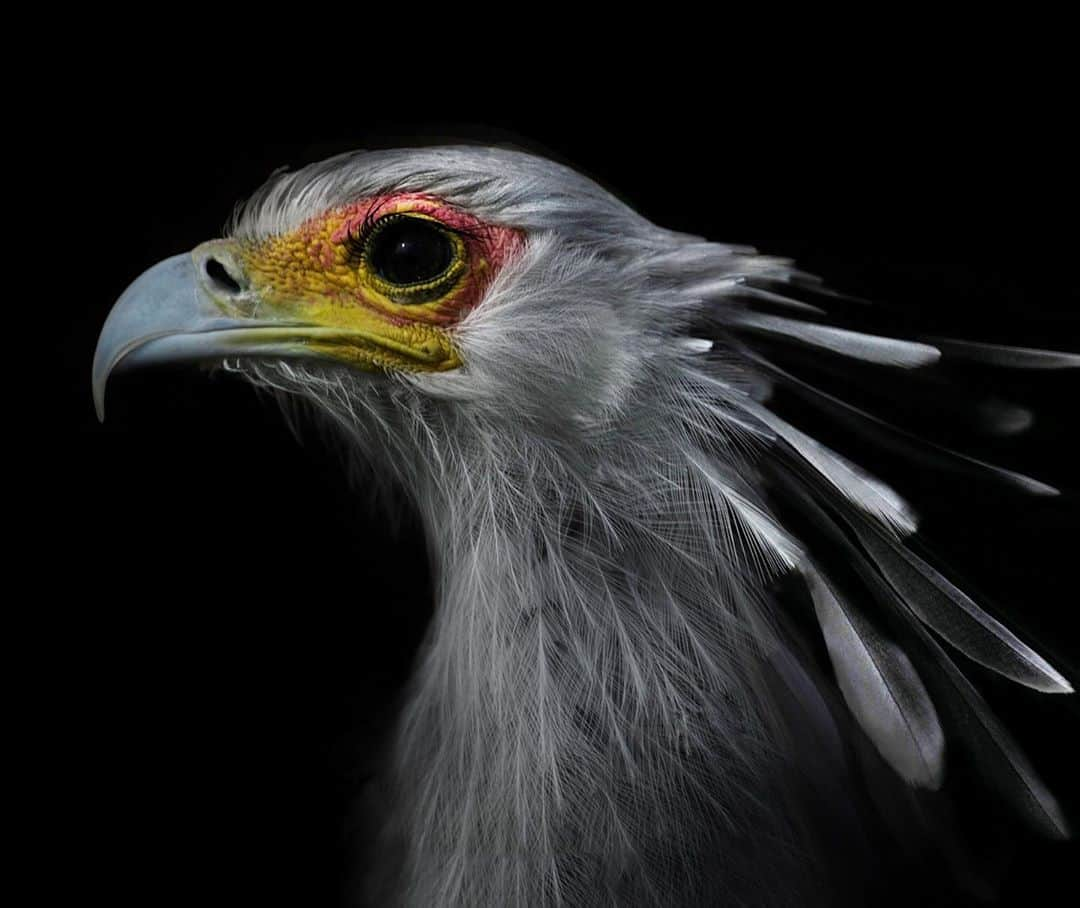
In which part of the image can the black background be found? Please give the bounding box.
[27,43,1080,907]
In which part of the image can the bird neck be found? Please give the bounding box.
[370,433,796,906]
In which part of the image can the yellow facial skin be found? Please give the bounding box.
[199,196,517,373]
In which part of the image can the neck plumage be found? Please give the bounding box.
[369,427,808,907]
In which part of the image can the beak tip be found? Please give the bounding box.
[92,252,202,424]
[92,367,108,422]
[92,347,112,423]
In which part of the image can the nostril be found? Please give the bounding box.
[205,257,243,295]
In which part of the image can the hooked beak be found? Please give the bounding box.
[93,243,307,421]
[93,241,459,421]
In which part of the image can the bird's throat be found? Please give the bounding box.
[366,472,796,906]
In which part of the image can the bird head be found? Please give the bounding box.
[94,147,747,482]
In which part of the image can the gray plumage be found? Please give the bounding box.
[97,146,1076,906]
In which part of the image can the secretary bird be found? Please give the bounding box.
[93,146,1076,906]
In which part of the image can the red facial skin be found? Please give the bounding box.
[313,193,526,326]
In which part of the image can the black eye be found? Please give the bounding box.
[368,217,454,287]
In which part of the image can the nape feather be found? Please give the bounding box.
[207,146,1077,905]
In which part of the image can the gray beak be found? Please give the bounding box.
[92,245,308,421]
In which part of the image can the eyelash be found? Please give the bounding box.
[343,209,393,260]
[343,209,483,261]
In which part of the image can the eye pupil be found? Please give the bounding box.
[369,218,454,287]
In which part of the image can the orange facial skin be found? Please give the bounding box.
[209,193,524,373]
[241,193,523,328]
